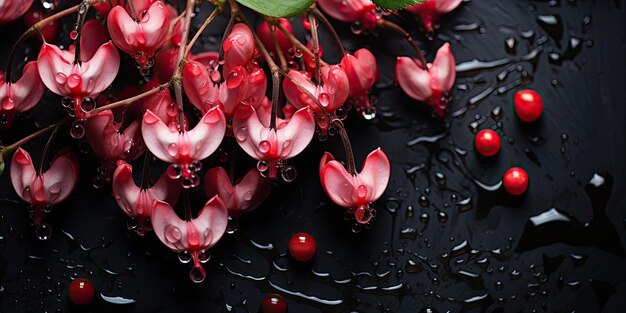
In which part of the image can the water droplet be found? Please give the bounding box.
[80,97,95,114]
[258,140,271,153]
[198,250,210,263]
[167,143,178,157]
[178,250,191,264]
[35,223,52,240]
[257,160,269,172]
[281,165,297,182]
[167,164,182,179]
[69,30,78,40]
[189,266,206,283]
[70,121,85,139]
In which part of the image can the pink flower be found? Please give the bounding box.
[283,66,349,131]
[112,160,181,235]
[319,148,390,224]
[37,41,120,118]
[340,49,378,96]
[223,23,256,73]
[0,0,32,24]
[233,104,315,179]
[317,0,379,30]
[10,147,79,226]
[406,0,462,32]
[107,0,171,68]
[395,43,456,117]
[204,167,271,216]
[182,60,249,119]
[85,109,145,163]
[256,18,292,57]
[138,79,180,129]
[141,107,226,188]
[151,196,228,283]
[78,20,110,61]
[0,61,45,127]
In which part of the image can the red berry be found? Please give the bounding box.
[514,89,544,122]
[474,129,501,157]
[503,167,529,196]
[68,278,95,305]
[261,293,287,313]
[288,232,316,262]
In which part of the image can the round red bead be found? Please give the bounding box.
[261,293,287,313]
[503,167,529,196]
[514,89,544,122]
[288,232,316,262]
[68,278,95,305]
[474,129,501,157]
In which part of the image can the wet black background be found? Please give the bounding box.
[1,0,626,312]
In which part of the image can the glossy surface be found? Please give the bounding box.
[288,232,317,262]
[514,89,544,122]
[0,1,625,312]
[67,278,95,305]
[474,129,501,157]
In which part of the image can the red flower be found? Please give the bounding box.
[0,61,45,127]
[107,0,171,68]
[151,196,228,282]
[141,107,226,188]
[223,23,256,73]
[0,0,32,24]
[182,60,249,119]
[283,65,349,131]
[395,43,456,117]
[339,48,378,115]
[37,41,120,118]
[10,147,79,226]
[204,167,271,216]
[317,0,379,30]
[112,161,181,235]
[233,104,315,179]
[85,109,145,163]
[406,0,462,32]
[138,79,181,129]
[256,18,292,57]
[319,148,390,224]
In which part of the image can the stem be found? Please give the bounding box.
[73,0,91,65]
[1,117,72,155]
[183,190,192,221]
[378,19,428,71]
[127,0,137,20]
[173,0,196,132]
[310,8,346,57]
[94,82,170,113]
[38,126,60,175]
[218,8,237,61]
[272,20,328,67]
[140,151,152,189]
[332,120,357,175]
[185,7,223,56]
[308,15,322,85]
[270,26,288,71]
[231,1,281,129]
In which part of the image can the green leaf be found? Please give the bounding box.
[372,0,424,10]
[235,0,314,17]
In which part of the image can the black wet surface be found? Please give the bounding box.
[1,0,626,312]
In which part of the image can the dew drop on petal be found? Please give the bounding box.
[357,185,368,198]
[54,73,67,84]
[167,164,182,179]
[319,93,330,107]
[165,225,182,244]
[258,140,270,153]
[69,30,78,40]
[167,143,178,157]
[235,127,248,141]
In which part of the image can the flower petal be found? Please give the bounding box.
[395,56,432,101]
[182,60,218,113]
[192,196,229,249]
[81,41,121,96]
[233,168,271,215]
[1,61,44,113]
[151,200,188,252]
[149,171,182,206]
[357,148,390,203]
[319,151,335,178]
[10,147,37,203]
[37,43,74,96]
[186,106,226,161]
[223,23,255,72]
[431,43,456,92]
[320,160,357,208]
[141,109,180,163]
[80,19,109,61]
[112,161,141,217]
[435,0,463,14]
[41,149,79,205]
[276,107,315,159]
[204,167,235,209]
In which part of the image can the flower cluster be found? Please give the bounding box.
[1,0,460,283]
